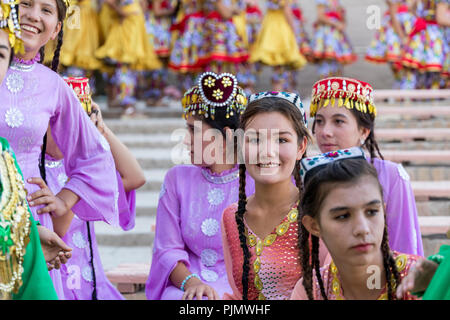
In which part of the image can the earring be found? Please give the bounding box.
[360,137,365,146]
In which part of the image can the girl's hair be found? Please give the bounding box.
[311,100,384,163]
[299,158,400,300]
[235,97,310,299]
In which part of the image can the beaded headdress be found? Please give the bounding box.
[0,141,30,299]
[300,147,366,184]
[64,77,92,115]
[310,77,377,118]
[181,72,247,120]
[0,0,23,54]
[248,91,308,128]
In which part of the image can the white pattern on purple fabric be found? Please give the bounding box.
[58,173,68,187]
[72,231,87,249]
[5,108,25,128]
[82,265,93,282]
[6,72,24,94]
[397,164,410,181]
[201,269,218,282]
[207,188,225,206]
[201,218,219,237]
[201,249,218,267]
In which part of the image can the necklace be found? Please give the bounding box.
[13,53,41,66]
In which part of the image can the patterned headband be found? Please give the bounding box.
[310,77,377,118]
[0,0,23,54]
[248,91,308,128]
[182,72,247,120]
[300,147,366,184]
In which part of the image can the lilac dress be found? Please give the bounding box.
[44,155,136,299]
[372,158,424,256]
[0,60,120,298]
[146,165,255,300]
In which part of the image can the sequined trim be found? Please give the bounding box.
[246,203,299,300]
[201,218,219,237]
[201,168,239,184]
[45,160,63,169]
[207,188,225,206]
[9,61,36,72]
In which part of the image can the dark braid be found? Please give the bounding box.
[51,22,64,73]
[364,131,384,163]
[380,214,401,300]
[299,222,313,299]
[311,236,327,300]
[38,133,47,183]
[235,163,250,300]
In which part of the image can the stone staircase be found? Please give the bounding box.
[94,95,450,296]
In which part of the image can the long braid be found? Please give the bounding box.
[51,22,64,73]
[235,163,250,300]
[365,131,384,163]
[380,214,400,300]
[311,236,327,300]
[299,222,313,300]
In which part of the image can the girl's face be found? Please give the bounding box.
[18,0,61,56]
[243,111,307,185]
[314,104,370,153]
[0,30,11,84]
[183,116,227,167]
[304,175,385,267]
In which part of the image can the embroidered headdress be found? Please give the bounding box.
[300,147,366,183]
[181,72,247,120]
[310,77,377,118]
[248,91,308,127]
[0,0,23,54]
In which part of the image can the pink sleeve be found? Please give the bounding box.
[50,77,119,226]
[290,278,309,300]
[221,209,243,300]
[146,168,190,300]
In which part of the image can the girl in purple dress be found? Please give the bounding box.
[44,102,145,300]
[309,77,424,256]
[0,0,120,298]
[146,72,254,300]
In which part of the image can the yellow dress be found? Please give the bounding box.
[249,0,306,69]
[59,0,103,70]
[95,0,162,71]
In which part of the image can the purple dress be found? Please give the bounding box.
[45,156,137,300]
[372,158,424,256]
[0,60,120,298]
[146,165,255,300]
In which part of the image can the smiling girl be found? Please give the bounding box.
[291,149,420,300]
[0,0,120,299]
[222,92,329,300]
[309,77,423,256]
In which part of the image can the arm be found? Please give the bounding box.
[283,1,297,33]
[436,2,450,27]
[153,0,176,17]
[90,102,146,192]
[389,2,407,41]
[316,4,345,31]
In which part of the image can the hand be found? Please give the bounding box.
[182,277,220,300]
[27,177,70,217]
[37,225,72,271]
[90,100,107,136]
[396,258,439,299]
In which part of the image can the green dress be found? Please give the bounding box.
[0,137,57,300]
[423,245,450,300]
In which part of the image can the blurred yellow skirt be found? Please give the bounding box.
[95,2,162,71]
[250,9,306,69]
[233,12,248,49]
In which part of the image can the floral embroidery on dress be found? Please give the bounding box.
[72,231,87,249]
[201,218,219,237]
[5,108,25,128]
[58,173,68,188]
[397,164,410,181]
[201,269,218,282]
[6,73,24,94]
[82,265,94,282]
[207,188,225,206]
[201,249,218,267]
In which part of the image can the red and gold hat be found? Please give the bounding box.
[64,77,92,115]
[181,72,247,120]
[310,77,377,118]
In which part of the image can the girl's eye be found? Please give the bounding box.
[335,213,349,220]
[249,138,259,144]
[278,138,287,143]
[315,119,323,125]
[0,53,5,59]
[20,1,30,6]
[335,119,344,124]
[367,209,379,216]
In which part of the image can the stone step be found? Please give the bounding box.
[374,89,450,102]
[380,141,450,151]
